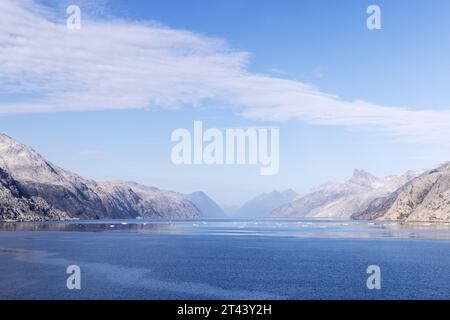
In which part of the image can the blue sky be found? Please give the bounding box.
[1,0,450,205]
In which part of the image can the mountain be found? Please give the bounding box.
[184,191,226,218]
[0,133,201,221]
[3,131,448,222]
[236,189,298,218]
[272,170,422,218]
[0,167,71,221]
[353,163,450,222]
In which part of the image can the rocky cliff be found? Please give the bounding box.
[272,170,422,218]
[352,163,450,222]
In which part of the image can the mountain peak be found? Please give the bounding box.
[0,131,68,185]
[185,191,225,218]
[190,191,208,198]
[434,162,450,173]
[0,132,27,154]
[282,188,297,197]
[349,169,380,186]
[0,132,13,140]
[352,169,373,178]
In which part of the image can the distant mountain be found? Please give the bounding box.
[272,170,422,218]
[185,191,226,218]
[237,189,298,218]
[353,163,450,222]
[0,133,201,221]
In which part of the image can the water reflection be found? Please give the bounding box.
[0,221,171,233]
[0,247,38,261]
[1,218,450,239]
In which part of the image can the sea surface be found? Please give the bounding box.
[0,218,449,300]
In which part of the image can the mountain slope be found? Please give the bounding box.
[237,189,298,218]
[185,191,226,218]
[0,167,71,221]
[0,133,200,221]
[272,170,421,218]
[353,163,450,222]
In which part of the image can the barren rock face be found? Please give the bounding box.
[0,168,70,221]
[353,163,450,222]
[0,133,201,221]
[272,169,421,218]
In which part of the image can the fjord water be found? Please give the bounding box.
[1,219,450,299]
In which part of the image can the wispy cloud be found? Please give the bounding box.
[1,0,450,148]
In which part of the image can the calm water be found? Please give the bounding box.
[0,219,449,299]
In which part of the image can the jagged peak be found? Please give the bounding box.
[350,169,377,180]
[352,169,374,178]
[436,161,450,171]
[347,169,381,188]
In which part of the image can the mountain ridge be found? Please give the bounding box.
[0,132,201,221]
[352,163,450,222]
[271,169,424,219]
[1,132,449,222]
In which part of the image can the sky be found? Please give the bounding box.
[1,0,450,206]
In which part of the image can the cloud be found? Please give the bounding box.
[1,0,450,147]
[0,0,249,112]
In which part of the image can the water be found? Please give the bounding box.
[1,219,450,299]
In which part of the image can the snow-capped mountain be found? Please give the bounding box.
[0,133,201,221]
[353,163,450,222]
[236,189,298,218]
[272,169,422,218]
[184,191,226,218]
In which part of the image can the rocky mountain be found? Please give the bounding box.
[184,191,226,218]
[272,170,422,218]
[3,132,449,222]
[353,163,450,222]
[0,167,71,221]
[236,189,298,218]
[0,133,201,221]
